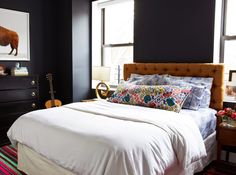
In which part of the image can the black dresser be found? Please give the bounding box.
[0,75,39,146]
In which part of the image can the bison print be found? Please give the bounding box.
[0,26,19,56]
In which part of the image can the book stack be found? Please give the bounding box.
[11,67,28,76]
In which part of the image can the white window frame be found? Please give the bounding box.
[92,0,134,88]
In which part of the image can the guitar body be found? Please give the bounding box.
[45,99,62,109]
[45,73,62,109]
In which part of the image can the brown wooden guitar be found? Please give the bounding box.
[45,73,62,108]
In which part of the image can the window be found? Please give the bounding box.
[92,0,134,87]
[214,0,236,80]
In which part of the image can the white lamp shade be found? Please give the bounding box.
[92,66,110,81]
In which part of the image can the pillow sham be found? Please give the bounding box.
[108,83,192,113]
[165,75,213,108]
[169,80,205,110]
[128,74,171,85]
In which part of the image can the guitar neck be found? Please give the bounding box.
[49,79,56,106]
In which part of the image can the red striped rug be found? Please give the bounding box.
[0,145,26,175]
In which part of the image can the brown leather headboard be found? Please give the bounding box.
[124,63,224,110]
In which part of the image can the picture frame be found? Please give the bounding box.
[0,8,30,61]
[224,70,236,102]
[229,70,236,82]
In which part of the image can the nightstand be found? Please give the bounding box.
[217,122,236,162]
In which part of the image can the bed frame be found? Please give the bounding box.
[124,63,224,110]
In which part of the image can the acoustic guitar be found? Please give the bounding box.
[45,73,62,108]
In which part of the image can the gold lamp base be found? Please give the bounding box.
[95,81,110,99]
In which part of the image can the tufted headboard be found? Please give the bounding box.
[124,63,224,110]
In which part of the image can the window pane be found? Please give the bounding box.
[104,1,134,44]
[103,46,133,85]
[226,0,236,35]
[224,40,236,76]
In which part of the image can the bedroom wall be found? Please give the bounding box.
[0,0,216,105]
[72,0,92,101]
[134,0,216,63]
[54,0,92,103]
[0,0,92,106]
[0,0,57,107]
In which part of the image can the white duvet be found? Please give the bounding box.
[8,100,206,175]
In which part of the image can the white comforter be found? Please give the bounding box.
[7,100,206,175]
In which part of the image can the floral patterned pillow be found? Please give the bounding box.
[108,83,192,113]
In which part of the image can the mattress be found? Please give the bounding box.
[180,108,217,139]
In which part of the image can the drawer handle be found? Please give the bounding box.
[31,80,36,86]
[31,92,36,97]
[32,103,36,108]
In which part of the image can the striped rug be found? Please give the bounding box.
[0,145,26,175]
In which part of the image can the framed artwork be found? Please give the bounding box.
[229,70,236,82]
[0,8,30,61]
[225,70,236,102]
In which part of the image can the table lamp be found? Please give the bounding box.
[92,66,110,99]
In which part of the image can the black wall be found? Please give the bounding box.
[0,0,216,106]
[0,0,92,107]
[134,0,215,63]
[72,0,91,101]
[0,0,57,107]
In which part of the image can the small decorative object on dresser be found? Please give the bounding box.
[11,62,28,76]
[216,107,236,162]
[0,64,6,75]
[0,75,39,146]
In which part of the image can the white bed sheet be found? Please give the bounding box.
[8,100,206,175]
[180,108,216,139]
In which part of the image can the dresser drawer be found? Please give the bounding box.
[0,100,38,115]
[0,89,38,103]
[0,76,37,90]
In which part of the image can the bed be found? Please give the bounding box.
[7,63,224,175]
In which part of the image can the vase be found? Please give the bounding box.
[227,118,236,127]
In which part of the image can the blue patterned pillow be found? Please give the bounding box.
[128,74,171,85]
[165,75,213,108]
[108,83,191,113]
[169,80,205,110]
